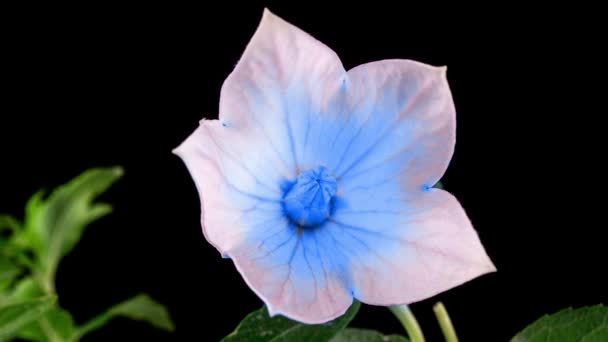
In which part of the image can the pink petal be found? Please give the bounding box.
[228,226,354,323]
[173,120,285,255]
[333,187,496,305]
[219,8,347,175]
[331,60,456,194]
[174,9,355,322]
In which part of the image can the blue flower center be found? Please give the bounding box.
[282,166,337,227]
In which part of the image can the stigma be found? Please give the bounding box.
[282,166,337,227]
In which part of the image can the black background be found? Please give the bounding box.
[1,2,605,341]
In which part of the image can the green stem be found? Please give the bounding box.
[70,311,112,342]
[42,269,56,294]
[389,305,425,342]
[433,302,458,342]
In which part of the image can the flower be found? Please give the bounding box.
[173,9,496,324]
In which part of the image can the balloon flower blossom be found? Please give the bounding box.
[174,9,496,324]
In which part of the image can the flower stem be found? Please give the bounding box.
[433,302,459,342]
[389,305,425,342]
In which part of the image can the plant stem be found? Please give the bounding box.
[389,305,425,342]
[70,311,112,342]
[433,302,458,342]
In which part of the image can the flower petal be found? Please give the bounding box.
[326,60,455,193]
[332,187,496,305]
[173,120,285,255]
[219,8,347,175]
[228,225,354,324]
[175,10,352,320]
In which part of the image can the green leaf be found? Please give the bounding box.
[511,304,608,342]
[0,214,22,257]
[16,307,76,342]
[331,328,409,342]
[73,293,174,340]
[18,190,47,254]
[0,258,20,280]
[0,267,18,287]
[46,307,75,340]
[7,279,75,342]
[23,167,123,289]
[0,296,56,341]
[0,258,20,292]
[108,294,174,331]
[0,214,21,234]
[10,277,44,301]
[433,181,444,189]
[222,300,360,342]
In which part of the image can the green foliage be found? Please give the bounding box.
[0,259,20,293]
[15,307,76,342]
[511,305,607,342]
[0,167,174,341]
[0,296,56,341]
[222,301,360,342]
[0,215,21,234]
[71,294,174,340]
[22,167,123,292]
[108,294,174,331]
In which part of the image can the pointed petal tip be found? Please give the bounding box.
[475,253,498,277]
[171,144,186,158]
[171,119,209,158]
[262,7,273,16]
[486,259,498,273]
[431,64,448,77]
[261,7,280,25]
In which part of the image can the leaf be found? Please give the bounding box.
[222,300,360,342]
[7,279,75,342]
[18,190,47,254]
[45,307,76,340]
[511,304,608,342]
[10,277,44,301]
[0,214,21,234]
[0,296,56,341]
[0,267,18,287]
[16,307,76,342]
[108,294,174,331]
[0,258,20,291]
[72,293,174,340]
[0,214,21,257]
[23,167,123,285]
[331,328,409,342]
[433,181,444,189]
